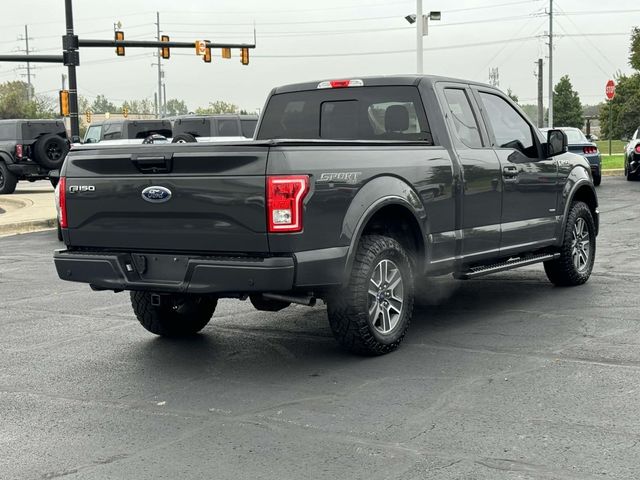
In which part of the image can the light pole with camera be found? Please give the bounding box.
[405,1,441,74]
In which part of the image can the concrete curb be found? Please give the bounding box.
[602,169,624,177]
[0,217,56,237]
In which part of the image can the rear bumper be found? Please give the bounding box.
[54,250,295,294]
[6,161,48,178]
[54,246,349,294]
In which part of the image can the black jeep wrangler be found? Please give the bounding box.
[0,119,69,194]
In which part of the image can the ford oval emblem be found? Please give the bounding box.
[141,186,172,203]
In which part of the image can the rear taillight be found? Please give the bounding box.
[583,146,598,154]
[635,145,640,154]
[15,144,23,160]
[58,177,68,228]
[267,175,310,233]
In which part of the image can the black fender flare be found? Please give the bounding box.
[558,167,599,240]
[0,150,13,166]
[340,175,427,282]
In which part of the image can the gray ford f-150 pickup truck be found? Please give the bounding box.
[54,75,599,355]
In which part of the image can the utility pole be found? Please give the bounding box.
[17,25,34,100]
[155,11,162,118]
[416,0,423,74]
[163,82,167,116]
[489,67,499,87]
[548,0,554,128]
[537,59,544,128]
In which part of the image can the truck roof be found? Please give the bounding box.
[0,119,64,125]
[272,74,496,94]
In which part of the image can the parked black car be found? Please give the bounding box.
[170,114,258,143]
[541,127,601,186]
[0,119,69,194]
[624,126,640,181]
[54,75,599,355]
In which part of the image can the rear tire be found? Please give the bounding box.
[544,201,596,286]
[0,161,18,194]
[33,134,68,170]
[592,173,601,186]
[171,133,197,144]
[130,291,217,336]
[326,234,414,355]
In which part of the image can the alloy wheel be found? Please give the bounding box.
[571,217,591,272]
[367,259,404,334]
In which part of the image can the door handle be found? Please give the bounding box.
[502,165,519,178]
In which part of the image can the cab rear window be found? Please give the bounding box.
[257,86,431,142]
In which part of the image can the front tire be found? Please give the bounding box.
[327,234,414,355]
[130,291,217,336]
[544,201,596,286]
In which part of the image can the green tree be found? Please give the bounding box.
[519,104,538,124]
[630,27,640,70]
[552,75,584,128]
[121,99,155,115]
[599,29,640,139]
[165,98,188,116]
[91,94,117,114]
[600,73,640,139]
[195,100,239,115]
[0,81,55,119]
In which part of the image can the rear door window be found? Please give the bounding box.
[257,86,431,142]
[443,88,483,148]
[102,123,122,140]
[0,124,16,140]
[240,119,257,138]
[217,119,240,137]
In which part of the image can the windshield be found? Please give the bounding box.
[84,125,102,143]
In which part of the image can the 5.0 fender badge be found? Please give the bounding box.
[141,186,172,203]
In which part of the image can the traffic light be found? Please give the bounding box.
[85,110,92,124]
[203,40,211,63]
[115,30,125,56]
[221,47,231,59]
[122,106,129,118]
[59,90,70,116]
[161,35,170,59]
[240,47,249,65]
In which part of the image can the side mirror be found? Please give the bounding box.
[546,129,567,157]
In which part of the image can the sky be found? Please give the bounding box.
[0,0,638,113]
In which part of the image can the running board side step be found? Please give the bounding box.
[454,253,560,280]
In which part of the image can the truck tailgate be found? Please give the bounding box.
[63,144,270,253]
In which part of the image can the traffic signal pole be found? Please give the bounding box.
[0,0,256,142]
[64,0,81,142]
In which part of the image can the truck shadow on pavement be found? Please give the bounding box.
[119,271,571,383]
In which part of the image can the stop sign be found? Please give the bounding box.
[605,79,616,100]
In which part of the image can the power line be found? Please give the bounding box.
[171,36,539,59]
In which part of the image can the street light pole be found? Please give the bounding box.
[416,0,423,74]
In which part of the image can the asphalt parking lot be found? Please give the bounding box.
[1,176,640,479]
